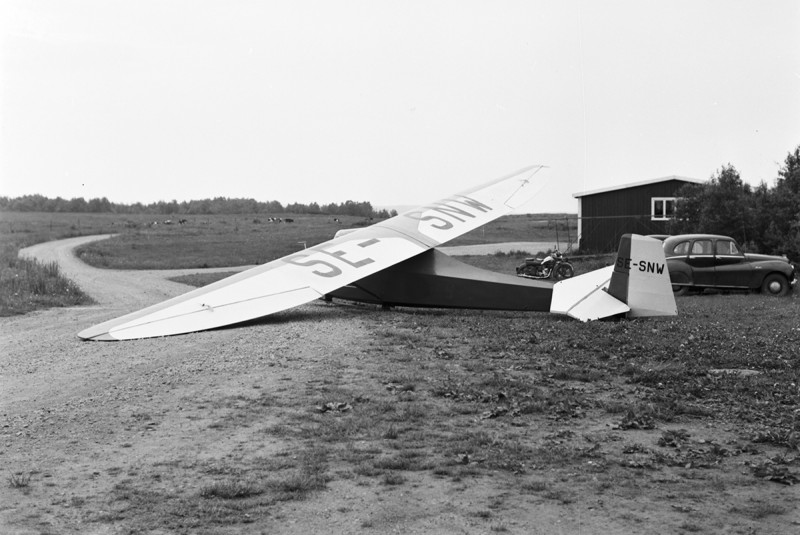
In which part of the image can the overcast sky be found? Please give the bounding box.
[1,0,798,213]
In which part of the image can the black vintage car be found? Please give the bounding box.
[663,234,797,296]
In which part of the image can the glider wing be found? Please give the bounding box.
[78,165,546,340]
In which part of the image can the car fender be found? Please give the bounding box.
[749,262,794,289]
[748,264,768,289]
[666,260,693,285]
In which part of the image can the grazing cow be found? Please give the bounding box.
[333,218,341,223]
[284,218,294,223]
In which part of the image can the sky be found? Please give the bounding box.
[1,0,798,213]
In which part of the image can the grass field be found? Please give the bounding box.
[0,211,105,315]
[0,249,93,316]
[71,212,575,270]
[0,211,576,314]
[1,211,577,270]
[0,212,114,315]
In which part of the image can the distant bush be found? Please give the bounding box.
[0,194,395,218]
[492,249,534,258]
[0,244,93,316]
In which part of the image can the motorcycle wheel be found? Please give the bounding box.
[555,264,574,280]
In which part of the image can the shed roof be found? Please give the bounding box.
[572,175,704,198]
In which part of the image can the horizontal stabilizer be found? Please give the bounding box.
[550,266,630,321]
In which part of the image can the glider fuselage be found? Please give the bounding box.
[326,248,554,311]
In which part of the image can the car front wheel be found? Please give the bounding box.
[761,273,789,296]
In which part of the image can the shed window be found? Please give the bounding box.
[651,197,677,221]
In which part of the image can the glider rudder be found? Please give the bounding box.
[608,233,677,318]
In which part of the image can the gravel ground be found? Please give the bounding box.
[3,237,352,533]
[4,236,568,534]
[5,236,795,534]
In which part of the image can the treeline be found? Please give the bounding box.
[674,145,800,261]
[0,195,397,219]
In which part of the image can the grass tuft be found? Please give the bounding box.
[381,472,407,485]
[8,471,32,489]
[268,470,328,499]
[200,479,263,499]
[730,502,787,519]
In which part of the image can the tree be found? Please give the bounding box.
[67,197,88,212]
[87,197,113,213]
[672,164,753,245]
[673,146,800,260]
[703,165,753,244]
[672,182,706,234]
[778,145,800,194]
[762,147,800,259]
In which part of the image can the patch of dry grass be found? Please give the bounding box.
[0,244,93,315]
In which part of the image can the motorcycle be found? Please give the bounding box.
[515,249,575,280]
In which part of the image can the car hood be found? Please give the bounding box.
[744,253,790,263]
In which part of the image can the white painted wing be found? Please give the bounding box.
[79,165,547,340]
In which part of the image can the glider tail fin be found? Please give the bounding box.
[607,233,677,318]
[550,234,677,321]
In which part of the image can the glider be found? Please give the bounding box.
[78,166,676,341]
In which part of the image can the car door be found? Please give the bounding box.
[714,239,751,288]
[685,239,715,286]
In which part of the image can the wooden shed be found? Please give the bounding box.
[574,175,704,253]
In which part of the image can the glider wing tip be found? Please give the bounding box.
[77,328,119,342]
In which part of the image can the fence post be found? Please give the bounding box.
[566,216,571,251]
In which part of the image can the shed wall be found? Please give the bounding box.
[578,179,692,252]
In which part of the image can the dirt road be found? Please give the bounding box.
[19,235,250,310]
